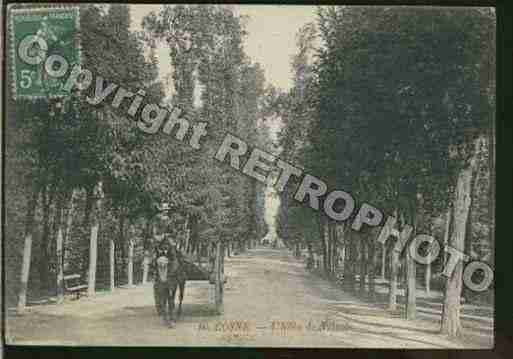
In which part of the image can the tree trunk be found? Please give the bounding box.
[323,226,328,275]
[368,238,377,301]
[462,160,479,303]
[425,250,431,295]
[142,217,152,285]
[359,239,367,294]
[338,223,345,276]
[319,215,328,275]
[339,242,345,277]
[88,221,99,296]
[294,242,301,259]
[82,186,94,227]
[118,214,126,282]
[39,183,55,296]
[326,223,332,275]
[442,206,452,269]
[306,242,314,269]
[55,193,66,304]
[87,181,103,297]
[142,249,150,284]
[380,243,386,279]
[344,229,354,289]
[63,189,77,266]
[214,240,224,314]
[406,249,417,319]
[110,239,115,291]
[119,235,127,282]
[406,211,417,320]
[332,224,338,274]
[441,163,475,337]
[183,215,190,253]
[189,215,199,255]
[82,187,94,282]
[127,238,134,287]
[17,185,40,313]
[389,249,399,311]
[200,243,205,266]
[150,217,157,237]
[325,222,330,275]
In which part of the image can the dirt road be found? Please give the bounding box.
[6,247,492,347]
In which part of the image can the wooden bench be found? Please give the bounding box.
[64,274,88,299]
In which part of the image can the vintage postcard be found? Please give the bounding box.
[3,4,495,348]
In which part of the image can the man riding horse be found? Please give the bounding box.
[153,234,187,328]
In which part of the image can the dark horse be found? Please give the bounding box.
[153,237,186,328]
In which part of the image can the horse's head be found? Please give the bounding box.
[155,238,171,258]
[156,256,169,283]
[155,237,179,282]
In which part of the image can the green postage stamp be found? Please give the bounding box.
[9,6,80,99]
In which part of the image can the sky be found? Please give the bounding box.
[130,5,319,92]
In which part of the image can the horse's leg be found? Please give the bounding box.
[177,279,185,318]
[168,283,177,328]
[159,286,169,325]
[153,284,162,316]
